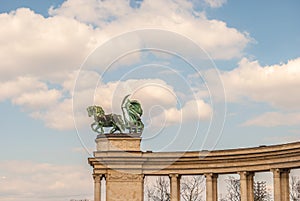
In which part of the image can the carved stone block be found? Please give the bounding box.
[106,170,144,201]
[95,133,141,151]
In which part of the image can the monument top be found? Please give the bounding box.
[95,133,142,152]
[87,94,144,135]
[96,133,142,139]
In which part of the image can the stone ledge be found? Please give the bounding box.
[96,133,142,138]
[89,141,300,174]
[95,133,142,152]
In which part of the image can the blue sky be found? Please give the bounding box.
[207,0,300,65]
[0,0,299,200]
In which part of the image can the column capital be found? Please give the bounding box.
[270,168,290,175]
[271,168,290,172]
[271,168,281,178]
[238,171,254,179]
[204,173,218,179]
[238,171,254,176]
[169,173,180,179]
[93,174,103,182]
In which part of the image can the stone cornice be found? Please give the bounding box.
[89,141,300,175]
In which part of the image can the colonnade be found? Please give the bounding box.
[92,168,292,201]
[89,135,300,201]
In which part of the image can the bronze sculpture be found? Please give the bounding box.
[87,95,144,134]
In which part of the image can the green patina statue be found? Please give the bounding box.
[87,105,125,134]
[87,95,144,134]
[121,94,144,133]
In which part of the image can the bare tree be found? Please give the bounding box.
[290,176,300,201]
[224,176,240,201]
[145,176,170,201]
[253,181,271,201]
[181,176,205,201]
[223,177,272,201]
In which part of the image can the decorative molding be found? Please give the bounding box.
[204,173,218,179]
[90,141,300,174]
[97,133,142,138]
[107,172,143,182]
[93,174,102,183]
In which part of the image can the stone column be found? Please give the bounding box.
[239,172,254,201]
[281,169,290,201]
[93,174,102,201]
[272,168,290,201]
[169,174,180,201]
[272,169,281,201]
[247,172,254,201]
[205,173,218,201]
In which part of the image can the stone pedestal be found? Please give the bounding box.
[95,133,142,152]
[94,133,144,201]
[106,170,144,201]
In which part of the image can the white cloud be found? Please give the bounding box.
[204,0,227,8]
[0,75,73,130]
[74,78,212,130]
[49,0,250,60]
[262,135,300,145]
[242,112,300,127]
[151,99,212,127]
[27,77,180,130]
[219,57,300,110]
[0,8,101,81]
[0,76,46,101]
[93,78,178,118]
[49,0,134,28]
[199,57,300,127]
[0,0,250,131]
[12,89,61,110]
[0,161,93,201]
[31,98,76,130]
[289,129,300,134]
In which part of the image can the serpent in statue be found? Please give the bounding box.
[87,94,144,134]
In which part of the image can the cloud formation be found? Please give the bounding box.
[242,112,300,127]
[0,8,101,81]
[220,57,300,110]
[1,0,246,130]
[75,78,212,130]
[204,0,227,8]
[151,99,212,127]
[212,57,300,127]
[50,0,250,59]
[0,161,93,201]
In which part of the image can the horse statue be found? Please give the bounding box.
[87,105,125,134]
[121,95,144,133]
[87,95,144,135]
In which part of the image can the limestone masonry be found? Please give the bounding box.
[89,134,300,201]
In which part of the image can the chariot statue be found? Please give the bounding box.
[121,94,144,133]
[87,95,144,134]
